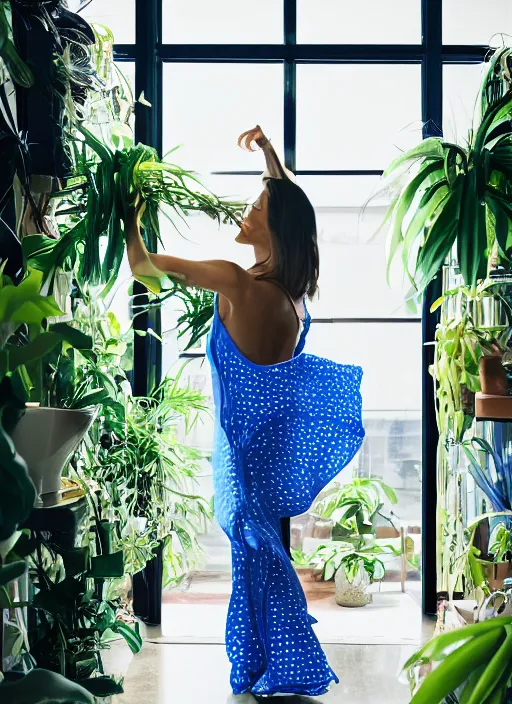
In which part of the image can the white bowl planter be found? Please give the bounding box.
[335,565,372,608]
[11,406,97,501]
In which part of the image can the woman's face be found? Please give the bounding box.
[235,188,271,246]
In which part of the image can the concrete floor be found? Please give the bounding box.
[104,640,417,704]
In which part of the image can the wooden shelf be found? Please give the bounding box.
[475,393,512,421]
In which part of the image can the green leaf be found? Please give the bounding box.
[111,620,143,653]
[486,194,510,256]
[324,560,336,581]
[0,269,63,326]
[50,323,93,351]
[409,626,505,704]
[387,160,445,283]
[416,178,462,291]
[383,137,446,177]
[404,618,511,669]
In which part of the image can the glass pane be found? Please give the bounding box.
[305,322,422,411]
[296,64,422,170]
[297,176,416,318]
[443,0,512,45]
[163,64,284,174]
[297,0,421,44]
[443,63,485,144]
[163,0,283,44]
[68,0,135,44]
[292,323,422,588]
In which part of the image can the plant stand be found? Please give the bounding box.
[132,541,164,626]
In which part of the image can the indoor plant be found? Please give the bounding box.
[405,616,512,703]
[66,292,213,584]
[0,378,95,703]
[376,46,512,296]
[0,267,98,500]
[309,475,398,542]
[300,475,400,606]
[307,537,398,607]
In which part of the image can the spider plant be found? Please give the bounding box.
[163,284,215,351]
[65,294,213,583]
[376,46,512,296]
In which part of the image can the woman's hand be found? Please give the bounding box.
[238,125,269,151]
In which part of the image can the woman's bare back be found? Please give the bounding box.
[217,278,305,366]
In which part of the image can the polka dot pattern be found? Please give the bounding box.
[207,296,365,696]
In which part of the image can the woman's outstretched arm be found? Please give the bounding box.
[124,203,248,297]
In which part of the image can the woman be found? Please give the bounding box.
[124,126,365,697]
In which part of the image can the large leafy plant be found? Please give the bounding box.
[0,268,93,405]
[379,46,512,295]
[0,383,96,703]
[298,476,399,583]
[405,616,512,704]
[430,282,504,442]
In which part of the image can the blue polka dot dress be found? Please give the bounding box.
[206,294,365,696]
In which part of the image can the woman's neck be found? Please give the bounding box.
[251,244,272,272]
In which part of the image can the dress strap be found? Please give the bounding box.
[255,277,303,328]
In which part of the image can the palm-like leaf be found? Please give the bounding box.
[377,47,512,294]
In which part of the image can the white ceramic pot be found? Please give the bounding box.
[11,407,98,499]
[335,564,372,607]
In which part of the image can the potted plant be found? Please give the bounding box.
[375,46,512,297]
[300,476,400,606]
[489,523,512,587]
[308,475,398,542]
[308,537,399,608]
[0,268,98,502]
[0,379,95,703]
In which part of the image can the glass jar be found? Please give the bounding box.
[334,563,372,607]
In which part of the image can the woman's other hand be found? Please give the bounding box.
[238,125,269,151]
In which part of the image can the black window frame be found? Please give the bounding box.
[114,0,491,615]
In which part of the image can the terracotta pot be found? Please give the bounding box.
[11,407,97,500]
[484,561,512,591]
[479,354,508,396]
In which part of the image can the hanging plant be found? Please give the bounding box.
[25,130,245,296]
[375,46,512,296]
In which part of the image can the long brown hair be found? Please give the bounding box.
[262,178,319,300]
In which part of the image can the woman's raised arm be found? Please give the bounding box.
[238,125,295,182]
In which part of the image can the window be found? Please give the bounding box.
[443,0,512,45]
[162,64,284,172]
[297,0,422,45]
[71,0,135,43]
[443,63,485,144]
[163,0,283,44]
[296,65,422,170]
[115,0,497,612]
